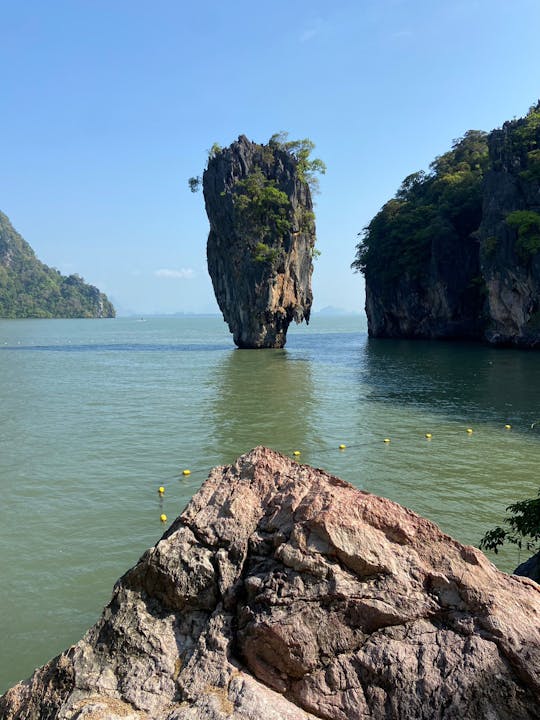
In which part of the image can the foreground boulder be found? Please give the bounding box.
[515,550,540,583]
[1,447,539,719]
[203,136,317,348]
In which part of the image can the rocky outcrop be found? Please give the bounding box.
[203,136,315,348]
[364,239,483,340]
[515,550,540,583]
[2,447,539,719]
[479,116,540,347]
[360,103,540,347]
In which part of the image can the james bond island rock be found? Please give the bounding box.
[0,211,115,319]
[2,448,539,720]
[200,135,323,348]
[353,102,540,347]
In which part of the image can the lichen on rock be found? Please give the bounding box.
[201,135,320,348]
[1,447,539,719]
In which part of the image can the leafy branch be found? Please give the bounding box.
[480,489,540,554]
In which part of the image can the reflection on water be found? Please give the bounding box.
[0,317,539,694]
[362,338,540,427]
[203,349,314,465]
[352,338,540,576]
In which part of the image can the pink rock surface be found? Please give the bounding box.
[1,447,539,719]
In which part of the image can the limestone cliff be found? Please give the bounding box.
[203,136,316,348]
[1,447,539,720]
[479,111,540,346]
[364,233,483,340]
[356,103,540,347]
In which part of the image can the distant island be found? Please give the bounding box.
[0,211,115,319]
[353,101,540,348]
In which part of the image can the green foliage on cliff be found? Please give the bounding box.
[480,488,540,554]
[268,132,326,192]
[194,133,323,269]
[505,210,540,258]
[0,211,115,319]
[207,142,222,159]
[512,103,540,152]
[233,168,292,242]
[253,241,279,264]
[189,133,326,195]
[352,130,489,285]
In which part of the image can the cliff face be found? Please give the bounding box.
[203,136,315,348]
[0,211,115,319]
[365,234,483,339]
[2,447,539,720]
[479,118,540,346]
[358,104,540,347]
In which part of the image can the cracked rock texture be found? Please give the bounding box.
[1,447,539,719]
[364,104,540,347]
[478,117,540,346]
[203,136,314,348]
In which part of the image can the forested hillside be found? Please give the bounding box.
[0,211,114,319]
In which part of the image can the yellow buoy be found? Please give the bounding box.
[160,514,167,522]
[182,469,191,476]
[466,428,473,434]
[339,444,346,450]
[504,424,512,430]
[293,450,301,457]
[158,486,165,494]
[383,438,390,443]
[425,433,432,439]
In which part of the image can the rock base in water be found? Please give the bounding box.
[203,136,315,348]
[1,447,539,719]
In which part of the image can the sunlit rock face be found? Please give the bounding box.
[203,136,315,348]
[364,104,540,348]
[478,119,540,347]
[1,447,539,720]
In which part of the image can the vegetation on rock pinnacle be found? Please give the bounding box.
[191,133,324,348]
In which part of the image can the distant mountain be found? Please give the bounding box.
[315,305,361,316]
[0,211,114,318]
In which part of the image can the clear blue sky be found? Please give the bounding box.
[2,0,540,315]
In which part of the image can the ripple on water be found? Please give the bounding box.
[0,316,539,693]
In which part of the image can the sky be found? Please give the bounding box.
[2,0,540,315]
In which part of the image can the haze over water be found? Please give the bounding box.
[1,316,539,693]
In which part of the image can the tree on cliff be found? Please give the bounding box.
[189,133,325,196]
[267,132,326,192]
[352,130,489,284]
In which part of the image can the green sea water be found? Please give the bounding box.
[1,316,539,693]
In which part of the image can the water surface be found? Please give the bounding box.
[1,316,538,692]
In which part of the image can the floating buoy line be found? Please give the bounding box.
[154,422,533,522]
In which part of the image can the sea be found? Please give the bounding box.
[1,315,539,693]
